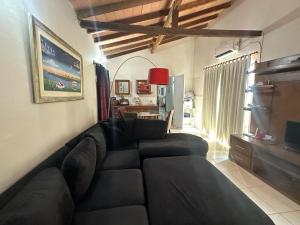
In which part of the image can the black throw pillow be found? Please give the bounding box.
[83,126,107,170]
[0,167,74,225]
[61,137,96,202]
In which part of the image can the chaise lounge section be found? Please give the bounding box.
[143,156,274,225]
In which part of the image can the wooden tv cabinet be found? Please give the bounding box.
[229,134,300,204]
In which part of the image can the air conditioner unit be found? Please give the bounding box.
[214,39,240,59]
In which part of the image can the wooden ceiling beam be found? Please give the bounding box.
[80,20,262,38]
[180,14,218,27]
[77,0,162,19]
[105,24,208,57]
[101,23,208,51]
[179,1,231,22]
[96,13,213,44]
[101,35,152,49]
[104,40,152,56]
[108,8,169,25]
[111,0,216,24]
[172,6,179,28]
[92,9,225,42]
[106,46,150,59]
[87,0,224,33]
[94,21,163,43]
[151,0,183,53]
[106,36,188,59]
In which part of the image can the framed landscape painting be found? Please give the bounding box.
[29,16,83,103]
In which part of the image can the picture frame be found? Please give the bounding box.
[115,80,131,95]
[136,80,151,94]
[29,15,83,103]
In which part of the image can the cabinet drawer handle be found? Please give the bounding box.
[235,144,246,151]
[233,154,244,162]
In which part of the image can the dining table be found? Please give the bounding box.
[137,112,160,120]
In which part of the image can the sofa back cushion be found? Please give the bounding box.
[61,137,96,202]
[65,124,98,149]
[133,119,167,139]
[0,146,71,209]
[0,167,74,225]
[83,126,107,170]
[101,119,136,150]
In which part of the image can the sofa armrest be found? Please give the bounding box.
[133,119,167,140]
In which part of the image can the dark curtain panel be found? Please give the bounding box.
[95,64,110,121]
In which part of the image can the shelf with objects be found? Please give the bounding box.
[243,78,276,141]
[245,84,275,93]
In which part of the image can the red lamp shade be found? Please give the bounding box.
[148,68,169,85]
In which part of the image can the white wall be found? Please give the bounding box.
[0,0,103,192]
[107,37,196,104]
[193,0,300,129]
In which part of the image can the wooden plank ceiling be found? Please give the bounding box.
[69,0,261,59]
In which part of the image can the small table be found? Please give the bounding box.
[137,112,160,120]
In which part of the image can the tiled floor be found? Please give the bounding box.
[171,127,300,225]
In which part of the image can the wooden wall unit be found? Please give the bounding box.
[249,54,300,141]
[252,75,300,141]
[229,134,300,204]
[230,54,300,204]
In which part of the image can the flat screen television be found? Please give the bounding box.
[284,120,300,152]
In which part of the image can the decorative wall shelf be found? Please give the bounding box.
[245,84,275,92]
[247,54,300,75]
[243,105,271,112]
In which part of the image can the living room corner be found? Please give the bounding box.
[1,0,300,225]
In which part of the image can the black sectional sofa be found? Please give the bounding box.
[0,119,274,225]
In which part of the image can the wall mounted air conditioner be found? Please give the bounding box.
[214,39,240,59]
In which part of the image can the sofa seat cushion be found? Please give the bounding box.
[139,133,208,158]
[61,137,97,202]
[0,168,74,225]
[77,169,145,211]
[102,150,140,170]
[143,156,274,225]
[73,206,149,225]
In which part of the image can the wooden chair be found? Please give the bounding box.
[123,112,138,119]
[166,109,174,133]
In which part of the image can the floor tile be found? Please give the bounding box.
[282,211,300,225]
[214,159,240,173]
[250,185,300,213]
[242,188,277,214]
[218,169,246,189]
[230,168,266,188]
[269,214,293,225]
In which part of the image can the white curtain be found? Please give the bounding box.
[216,57,250,144]
[202,66,221,137]
[202,56,250,144]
